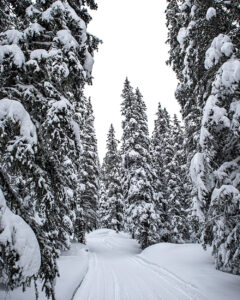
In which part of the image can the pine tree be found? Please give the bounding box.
[98,124,123,232]
[151,103,173,242]
[166,0,240,273]
[121,79,158,249]
[196,1,240,274]
[168,114,191,243]
[78,97,100,234]
[0,0,100,297]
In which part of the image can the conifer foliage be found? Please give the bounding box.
[151,105,190,243]
[166,0,240,274]
[98,124,123,232]
[78,97,100,235]
[121,78,158,249]
[0,0,100,297]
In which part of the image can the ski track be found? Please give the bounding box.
[73,230,206,300]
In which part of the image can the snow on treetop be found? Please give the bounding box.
[26,4,41,17]
[0,44,25,68]
[0,189,41,282]
[205,34,234,69]
[0,29,23,45]
[0,98,37,145]
[206,7,216,21]
[55,30,79,50]
[41,0,65,22]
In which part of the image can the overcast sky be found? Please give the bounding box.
[85,0,180,161]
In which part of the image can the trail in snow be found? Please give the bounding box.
[73,229,206,300]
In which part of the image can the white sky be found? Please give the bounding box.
[85,0,180,161]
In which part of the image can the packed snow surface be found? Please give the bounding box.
[1,229,240,299]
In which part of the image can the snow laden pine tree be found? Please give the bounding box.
[190,1,240,274]
[166,0,240,273]
[121,78,158,248]
[98,124,123,232]
[78,97,100,235]
[151,103,172,242]
[0,0,100,297]
[168,114,191,243]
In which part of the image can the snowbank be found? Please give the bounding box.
[0,243,89,300]
[0,189,41,285]
[141,243,240,300]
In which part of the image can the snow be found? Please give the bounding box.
[26,5,41,17]
[177,27,188,49]
[214,58,240,89]
[0,45,25,68]
[0,98,37,146]
[0,29,23,44]
[71,120,82,148]
[180,0,192,12]
[30,49,49,60]
[41,0,65,22]
[41,0,87,45]
[190,153,207,200]
[141,243,240,300]
[24,23,45,38]
[200,94,230,143]
[0,189,41,283]
[206,7,216,21]
[0,243,89,300]
[84,49,94,77]
[205,34,234,69]
[55,30,79,50]
[1,229,240,299]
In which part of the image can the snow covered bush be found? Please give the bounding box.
[0,188,41,289]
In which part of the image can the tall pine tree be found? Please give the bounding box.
[0,0,100,297]
[121,79,158,249]
[98,124,123,232]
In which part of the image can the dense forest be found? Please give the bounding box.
[0,0,239,299]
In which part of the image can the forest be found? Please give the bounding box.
[0,1,239,300]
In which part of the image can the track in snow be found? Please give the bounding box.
[73,229,206,300]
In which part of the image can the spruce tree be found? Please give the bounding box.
[168,114,191,243]
[196,1,240,274]
[78,97,100,234]
[121,79,158,249]
[0,0,100,297]
[151,103,173,242]
[166,0,240,273]
[98,124,123,232]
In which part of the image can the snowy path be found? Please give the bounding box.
[73,229,206,300]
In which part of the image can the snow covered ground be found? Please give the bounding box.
[0,243,89,300]
[1,229,240,299]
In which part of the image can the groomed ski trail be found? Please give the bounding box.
[73,229,206,300]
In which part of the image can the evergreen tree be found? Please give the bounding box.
[168,114,191,243]
[166,0,240,273]
[121,78,158,249]
[98,124,123,232]
[78,97,100,234]
[0,0,100,297]
[151,103,174,242]
[195,1,240,274]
